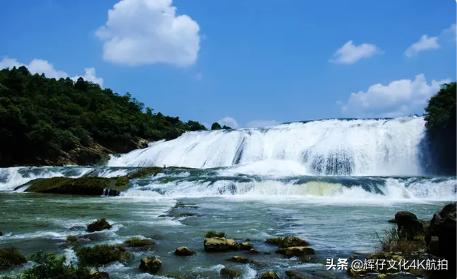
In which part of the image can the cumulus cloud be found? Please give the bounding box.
[341,74,448,117]
[0,57,103,86]
[217,117,239,129]
[405,35,439,57]
[331,40,380,64]
[97,0,200,67]
[246,120,280,128]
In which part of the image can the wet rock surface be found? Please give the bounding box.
[139,256,162,274]
[86,218,112,232]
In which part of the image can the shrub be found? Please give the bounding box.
[0,247,26,270]
[76,245,131,267]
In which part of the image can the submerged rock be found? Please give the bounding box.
[220,267,242,279]
[260,271,279,279]
[0,247,27,270]
[174,246,195,256]
[139,256,162,274]
[66,235,80,246]
[266,236,310,248]
[76,244,131,266]
[276,246,315,257]
[124,237,155,250]
[239,241,253,250]
[204,237,238,252]
[87,218,112,232]
[226,255,250,264]
[127,167,162,179]
[285,270,307,279]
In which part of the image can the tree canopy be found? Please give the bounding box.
[424,82,456,174]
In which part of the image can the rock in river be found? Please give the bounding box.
[425,202,456,275]
[393,211,424,240]
[87,218,112,232]
[204,237,238,252]
[276,246,315,257]
[220,267,242,279]
[139,256,162,274]
[266,236,310,248]
[174,246,195,256]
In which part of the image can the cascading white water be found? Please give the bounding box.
[108,117,427,176]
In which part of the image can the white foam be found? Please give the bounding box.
[108,117,427,176]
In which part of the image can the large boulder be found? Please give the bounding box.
[87,218,112,232]
[393,211,424,240]
[204,237,238,252]
[139,256,162,274]
[425,203,456,273]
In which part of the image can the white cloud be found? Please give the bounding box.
[331,40,379,64]
[246,120,280,128]
[73,68,104,86]
[217,117,239,129]
[405,35,439,57]
[0,57,103,86]
[341,74,448,117]
[97,0,200,67]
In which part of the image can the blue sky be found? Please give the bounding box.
[0,0,455,127]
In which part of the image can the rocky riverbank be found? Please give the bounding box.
[1,202,454,279]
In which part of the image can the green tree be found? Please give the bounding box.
[424,82,456,174]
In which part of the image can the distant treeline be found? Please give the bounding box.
[0,66,206,166]
[424,82,456,175]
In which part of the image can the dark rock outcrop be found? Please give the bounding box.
[25,176,129,196]
[87,218,112,232]
[276,246,315,257]
[139,256,162,274]
[425,202,456,275]
[266,236,310,248]
[392,211,424,240]
[174,246,195,256]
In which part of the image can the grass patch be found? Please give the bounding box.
[0,247,26,270]
[123,237,155,248]
[376,227,425,254]
[76,245,131,267]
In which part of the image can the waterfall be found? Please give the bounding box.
[108,116,428,176]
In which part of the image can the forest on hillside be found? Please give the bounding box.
[0,66,206,166]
